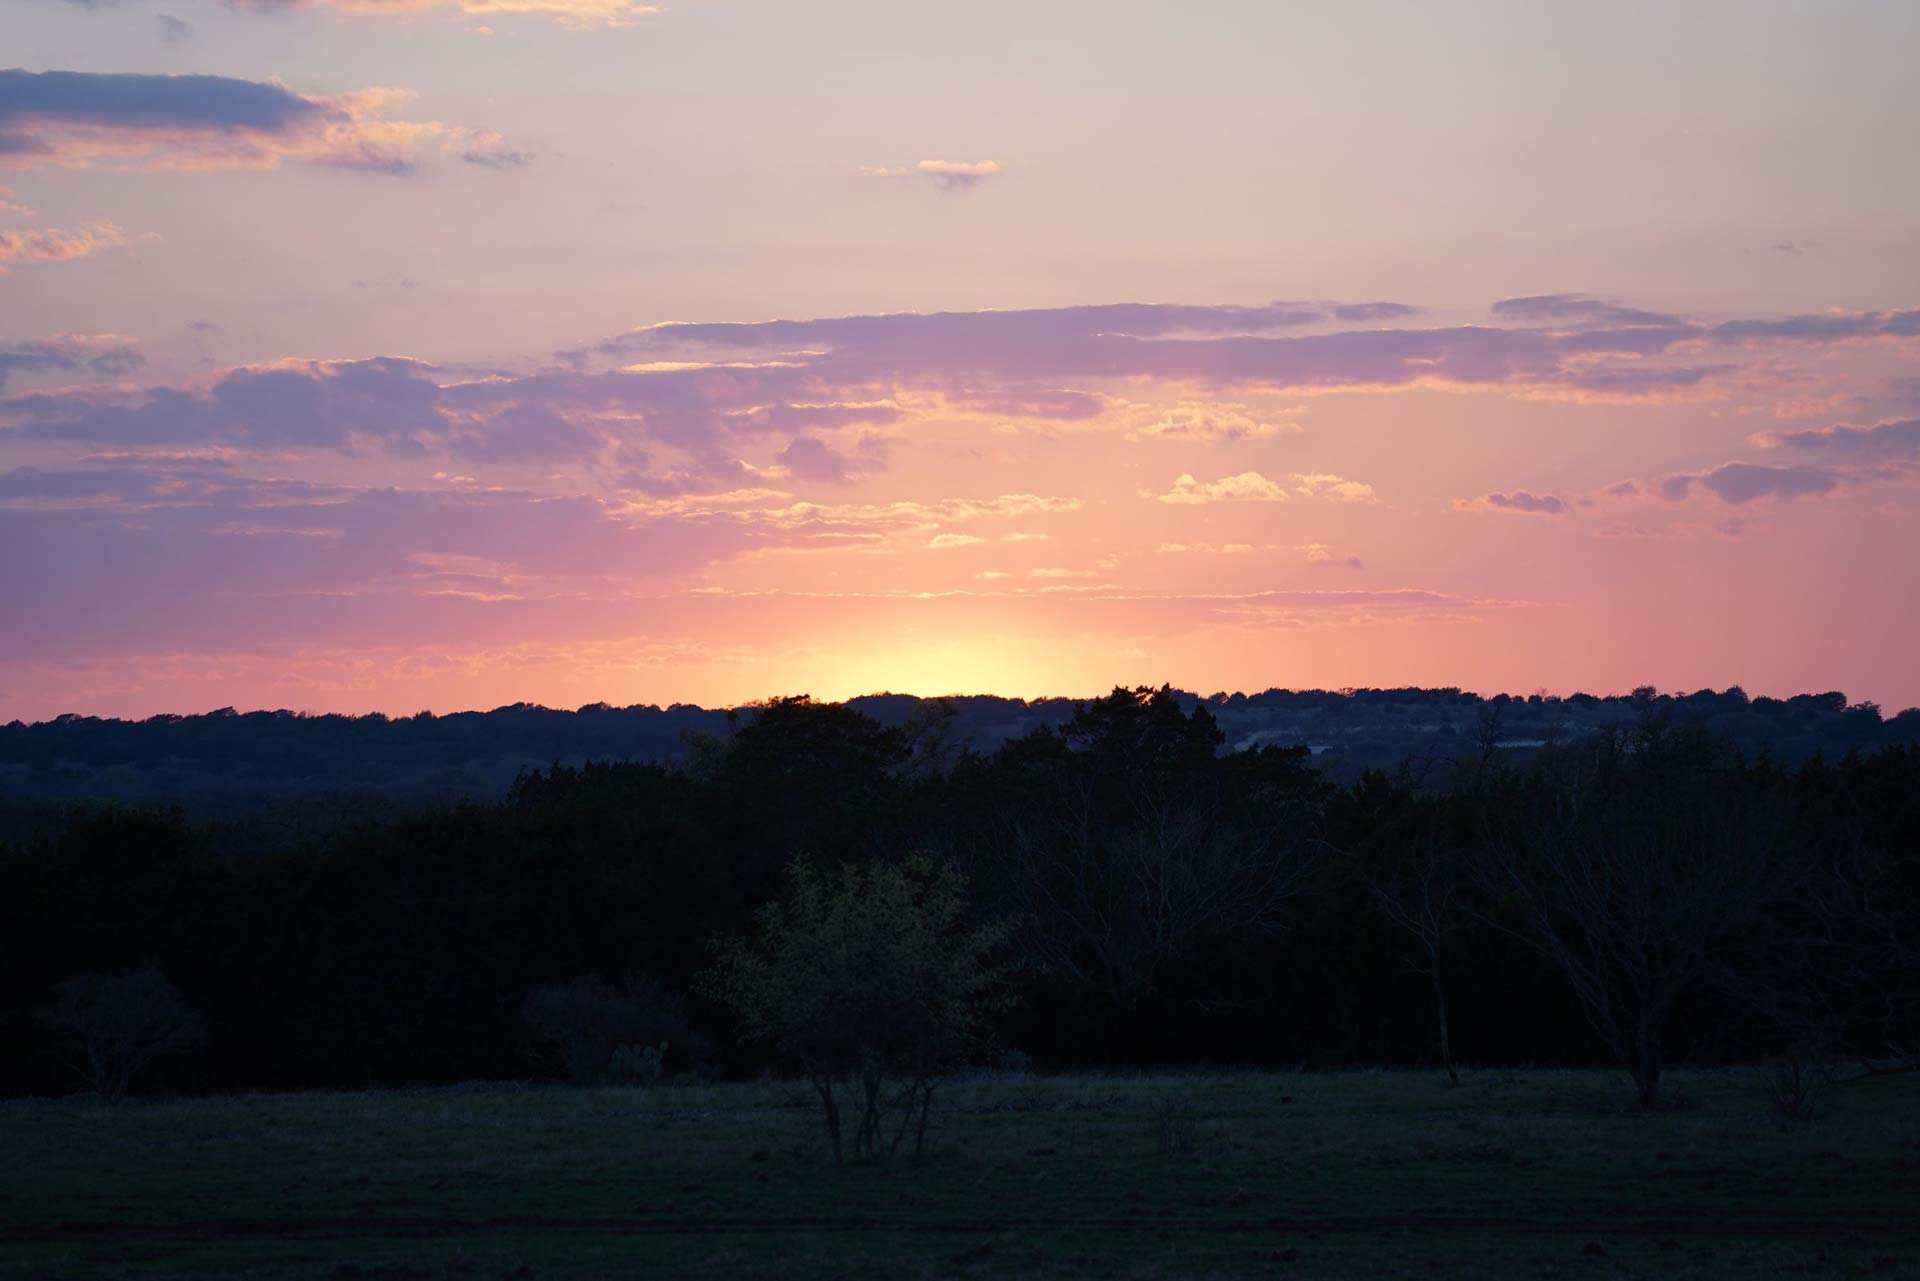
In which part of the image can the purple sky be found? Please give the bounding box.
[4,1,1919,717]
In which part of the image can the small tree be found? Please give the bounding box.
[39,968,204,1099]
[701,854,1013,1163]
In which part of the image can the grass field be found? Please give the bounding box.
[3,1068,1917,1279]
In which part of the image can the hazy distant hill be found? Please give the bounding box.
[1,686,1912,843]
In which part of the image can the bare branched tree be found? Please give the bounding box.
[1490,726,1787,1109]
[996,765,1318,1009]
[1755,840,1920,1080]
[1372,825,1465,1086]
[39,968,204,1099]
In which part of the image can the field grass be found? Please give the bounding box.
[3,1068,1918,1279]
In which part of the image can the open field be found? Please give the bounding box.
[3,1069,1918,1280]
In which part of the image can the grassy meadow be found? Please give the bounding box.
[3,1069,1917,1280]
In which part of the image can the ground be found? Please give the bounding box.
[2,1069,1917,1279]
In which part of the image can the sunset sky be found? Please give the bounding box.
[5,0,1919,720]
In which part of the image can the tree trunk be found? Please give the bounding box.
[1631,1023,1663,1110]
[814,1073,843,1165]
[1431,966,1460,1087]
[855,1064,883,1160]
[1633,1059,1661,1110]
[914,1080,934,1155]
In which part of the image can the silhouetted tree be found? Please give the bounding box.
[994,691,1322,1027]
[1491,727,1788,1108]
[38,968,204,1098]
[1364,794,1469,1085]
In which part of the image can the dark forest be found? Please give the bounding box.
[6,685,1916,1105]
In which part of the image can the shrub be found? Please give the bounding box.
[606,1041,668,1088]
[521,977,687,1085]
[1761,1056,1833,1130]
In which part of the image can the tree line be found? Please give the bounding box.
[2,688,1915,1108]
[4,684,1908,847]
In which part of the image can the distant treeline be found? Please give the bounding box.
[1,685,1911,846]
[2,687,1915,1100]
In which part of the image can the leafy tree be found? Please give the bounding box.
[701,854,1013,1163]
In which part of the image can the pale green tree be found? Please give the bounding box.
[702,854,1013,1163]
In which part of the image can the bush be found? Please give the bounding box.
[606,1041,668,1087]
[521,977,687,1085]
[1761,1056,1833,1130]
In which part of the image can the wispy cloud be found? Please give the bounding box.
[1130,400,1296,443]
[1658,462,1850,505]
[1751,416,1920,461]
[1453,489,1570,516]
[1290,472,1376,503]
[227,0,660,29]
[0,69,521,174]
[1490,294,1685,329]
[1157,542,1254,554]
[1152,471,1289,504]
[0,332,143,393]
[573,297,1902,406]
[1303,543,1364,570]
[0,220,127,270]
[862,159,1003,191]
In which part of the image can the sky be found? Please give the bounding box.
[4,0,1919,720]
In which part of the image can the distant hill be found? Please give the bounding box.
[2,686,1913,844]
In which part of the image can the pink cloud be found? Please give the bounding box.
[1452,490,1570,516]
[862,159,1003,191]
[574,299,1895,406]
[1152,471,1289,504]
[1131,401,1296,443]
[229,0,660,27]
[0,221,128,270]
